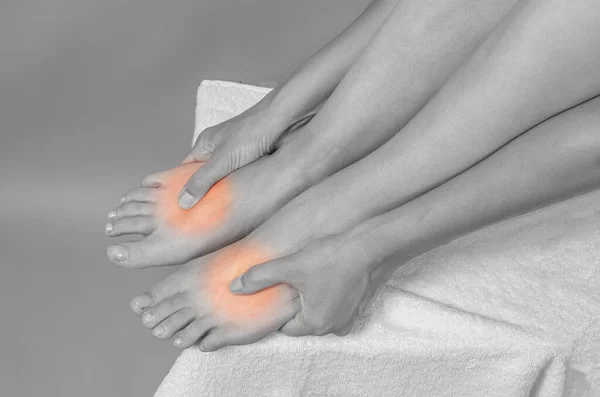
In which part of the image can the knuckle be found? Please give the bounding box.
[186,177,205,191]
[243,268,261,284]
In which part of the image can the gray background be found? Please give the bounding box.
[0,1,369,395]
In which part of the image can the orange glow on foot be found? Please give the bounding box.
[156,162,232,234]
[201,243,290,327]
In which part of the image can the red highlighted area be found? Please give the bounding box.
[201,243,291,326]
[156,162,232,234]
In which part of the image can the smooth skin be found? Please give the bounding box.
[130,0,600,349]
[180,0,518,208]
[178,0,401,208]
[231,95,600,340]
[108,0,515,267]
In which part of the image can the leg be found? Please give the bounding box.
[107,0,516,268]
[265,0,600,253]
[132,0,600,345]
[133,94,600,348]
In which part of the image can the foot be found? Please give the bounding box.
[105,156,299,268]
[131,174,382,349]
[130,240,298,351]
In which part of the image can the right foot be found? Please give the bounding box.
[130,239,299,350]
[105,156,301,268]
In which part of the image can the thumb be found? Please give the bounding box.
[229,257,298,295]
[182,146,213,164]
[177,155,230,209]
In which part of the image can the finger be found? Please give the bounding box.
[333,322,353,337]
[184,129,218,164]
[200,298,301,352]
[183,147,212,164]
[177,154,233,209]
[229,257,298,295]
[280,311,313,337]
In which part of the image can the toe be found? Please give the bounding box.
[173,316,216,349]
[121,187,158,204]
[107,236,189,268]
[200,298,301,352]
[153,307,196,339]
[130,294,154,315]
[106,216,155,237]
[114,202,154,218]
[130,267,191,315]
[141,292,189,329]
[106,244,131,264]
[141,171,167,188]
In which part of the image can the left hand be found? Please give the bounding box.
[229,234,392,337]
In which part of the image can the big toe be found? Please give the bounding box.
[131,267,193,315]
[106,236,188,268]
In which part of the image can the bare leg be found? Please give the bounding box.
[132,92,600,349]
[265,0,600,253]
[107,0,514,268]
[130,0,600,347]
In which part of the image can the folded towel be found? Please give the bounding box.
[156,80,600,397]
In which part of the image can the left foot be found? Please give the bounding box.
[105,156,300,268]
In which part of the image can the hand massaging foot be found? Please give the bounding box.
[130,176,380,350]
[105,159,299,268]
[130,240,299,350]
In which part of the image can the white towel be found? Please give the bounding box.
[156,80,600,397]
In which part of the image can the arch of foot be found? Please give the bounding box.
[156,162,233,234]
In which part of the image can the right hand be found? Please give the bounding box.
[178,104,315,209]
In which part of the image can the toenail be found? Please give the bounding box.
[142,311,153,325]
[120,195,127,204]
[105,222,113,234]
[133,295,152,311]
[153,326,164,336]
[111,245,129,261]
[107,211,116,219]
[173,337,183,346]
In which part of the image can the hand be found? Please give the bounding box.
[177,102,315,210]
[229,234,392,337]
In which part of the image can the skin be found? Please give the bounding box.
[106,156,301,268]
[133,92,600,350]
[130,0,600,349]
[108,0,516,267]
[232,94,600,339]
[178,0,401,208]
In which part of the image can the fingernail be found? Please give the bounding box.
[120,195,127,204]
[105,222,113,234]
[153,326,164,337]
[142,311,153,326]
[108,211,116,219]
[173,337,183,347]
[178,189,196,210]
[111,245,129,261]
[230,277,243,293]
